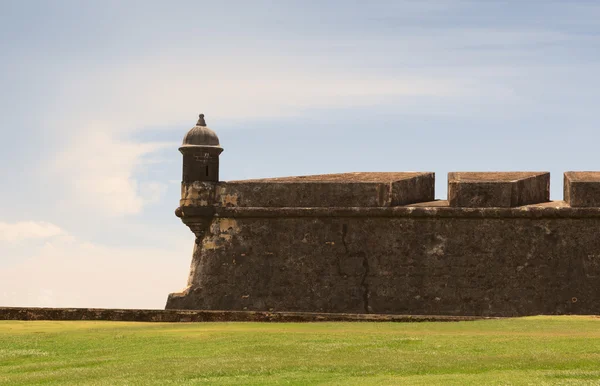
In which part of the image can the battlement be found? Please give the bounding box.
[177,171,600,213]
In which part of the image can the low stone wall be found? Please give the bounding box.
[0,307,487,323]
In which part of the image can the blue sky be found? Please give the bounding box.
[1,0,600,308]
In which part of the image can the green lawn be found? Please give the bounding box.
[1,316,600,385]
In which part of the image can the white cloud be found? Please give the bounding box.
[49,56,469,134]
[0,222,191,309]
[0,221,66,243]
[50,130,173,216]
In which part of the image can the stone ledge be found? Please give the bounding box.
[180,203,600,219]
[0,307,494,323]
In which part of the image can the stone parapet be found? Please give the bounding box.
[183,172,435,208]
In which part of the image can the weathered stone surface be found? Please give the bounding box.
[179,181,218,208]
[0,307,489,323]
[167,205,600,317]
[564,172,600,207]
[448,172,550,208]
[212,172,435,208]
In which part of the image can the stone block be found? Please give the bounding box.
[564,172,600,207]
[216,172,435,207]
[448,172,550,208]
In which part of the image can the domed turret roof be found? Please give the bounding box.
[181,114,221,148]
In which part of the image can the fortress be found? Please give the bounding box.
[165,115,600,317]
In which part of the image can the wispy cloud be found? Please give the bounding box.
[0,221,67,243]
[49,130,173,216]
[0,221,190,308]
[50,59,469,131]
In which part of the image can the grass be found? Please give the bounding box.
[1,316,600,385]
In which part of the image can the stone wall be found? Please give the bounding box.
[166,171,600,317]
[0,307,484,323]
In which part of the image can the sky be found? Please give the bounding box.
[1,0,600,309]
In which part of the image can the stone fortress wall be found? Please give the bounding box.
[166,115,600,317]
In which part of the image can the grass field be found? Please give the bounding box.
[1,316,600,385]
